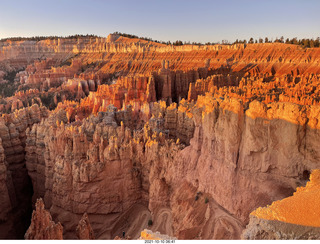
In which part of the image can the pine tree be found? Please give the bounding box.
[310,39,315,48]
[280,36,284,43]
[315,37,320,47]
[303,39,310,48]
[292,38,298,45]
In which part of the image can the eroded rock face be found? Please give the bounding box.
[25,198,63,240]
[23,94,320,239]
[76,213,95,240]
[0,104,48,239]
[2,35,320,239]
[242,169,320,239]
[242,217,320,240]
[0,138,12,235]
[145,96,320,238]
[26,110,144,238]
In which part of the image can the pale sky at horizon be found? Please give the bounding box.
[0,0,319,43]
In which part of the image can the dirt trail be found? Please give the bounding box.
[151,207,173,236]
[109,203,151,239]
[200,199,244,239]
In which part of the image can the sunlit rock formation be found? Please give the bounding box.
[242,169,320,239]
[139,229,176,240]
[0,34,320,240]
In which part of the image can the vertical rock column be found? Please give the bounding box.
[0,104,48,238]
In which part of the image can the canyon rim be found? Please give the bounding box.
[1,1,320,241]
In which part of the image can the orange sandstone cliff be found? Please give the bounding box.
[242,169,320,239]
[0,34,320,239]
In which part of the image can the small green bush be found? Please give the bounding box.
[205,197,209,204]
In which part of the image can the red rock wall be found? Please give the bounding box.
[1,36,320,239]
[26,110,144,238]
[24,95,320,239]
[0,104,48,238]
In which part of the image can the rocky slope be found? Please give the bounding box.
[242,217,320,240]
[0,34,320,239]
[242,169,320,239]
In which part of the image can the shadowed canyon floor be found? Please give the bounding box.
[0,34,320,239]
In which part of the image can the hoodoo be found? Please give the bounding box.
[0,32,320,240]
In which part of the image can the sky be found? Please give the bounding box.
[0,0,319,43]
